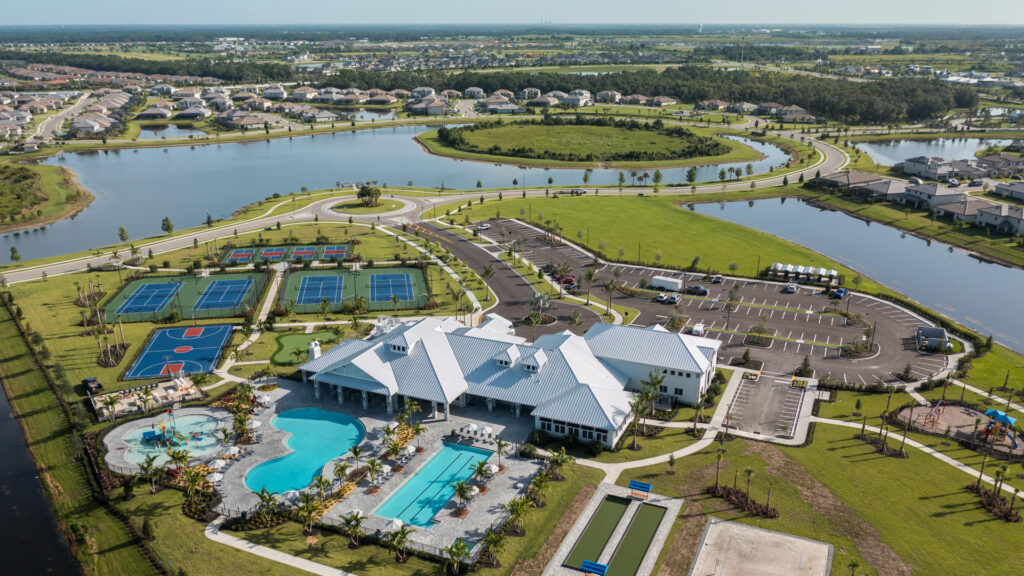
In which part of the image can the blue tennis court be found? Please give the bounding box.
[125,325,233,380]
[369,273,413,302]
[226,248,254,263]
[323,244,349,259]
[297,275,345,305]
[193,278,254,311]
[291,246,316,260]
[115,282,182,314]
[260,247,286,262]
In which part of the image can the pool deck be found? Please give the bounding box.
[543,484,682,576]
[102,406,234,474]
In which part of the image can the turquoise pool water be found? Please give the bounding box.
[121,414,222,466]
[375,442,493,527]
[245,407,365,493]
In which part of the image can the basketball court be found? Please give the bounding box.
[115,282,182,315]
[124,325,233,380]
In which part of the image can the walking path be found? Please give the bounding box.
[955,379,1024,414]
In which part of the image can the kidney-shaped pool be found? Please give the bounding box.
[245,407,365,494]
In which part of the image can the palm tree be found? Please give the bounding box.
[528,291,553,317]
[255,487,279,522]
[296,492,320,534]
[481,264,494,301]
[972,417,983,444]
[140,386,156,413]
[167,448,192,471]
[567,309,583,333]
[505,497,530,534]
[524,312,543,343]
[584,269,597,305]
[236,380,256,404]
[531,471,550,506]
[410,422,427,451]
[481,527,506,565]
[385,523,415,562]
[138,454,159,493]
[495,437,509,471]
[313,475,331,501]
[102,395,120,421]
[333,461,351,485]
[744,468,754,504]
[847,559,860,576]
[342,511,364,546]
[442,538,471,576]
[602,280,616,316]
[629,396,647,450]
[639,371,663,434]
[233,412,251,443]
[182,467,206,504]
[977,451,989,490]
[365,458,384,487]
[549,447,574,479]
[715,452,724,489]
[349,445,365,469]
[452,480,471,514]
[469,460,491,488]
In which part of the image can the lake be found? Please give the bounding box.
[21,127,787,263]
[856,137,1012,166]
[136,124,204,140]
[693,198,1024,352]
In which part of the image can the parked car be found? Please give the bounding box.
[1013,174,1023,181]
[783,284,798,294]
[477,223,491,231]
[540,264,554,273]
[564,282,578,291]
[830,287,849,299]
[570,188,588,196]
[686,285,709,296]
[667,294,681,305]
[712,275,724,284]
[909,177,923,185]
[691,323,706,336]
[947,178,960,187]
[655,293,668,302]
[82,377,103,395]
[969,179,983,187]
[551,272,562,281]
[560,276,576,285]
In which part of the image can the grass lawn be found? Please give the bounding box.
[417,125,763,169]
[116,489,298,576]
[963,344,1024,396]
[332,200,406,214]
[816,389,915,428]
[271,331,339,365]
[0,306,157,576]
[547,426,701,464]
[243,463,605,576]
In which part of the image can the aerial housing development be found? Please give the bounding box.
[1,12,1024,576]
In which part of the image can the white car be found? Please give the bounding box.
[654,293,668,302]
[477,223,491,231]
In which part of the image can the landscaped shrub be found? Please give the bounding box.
[518,443,539,458]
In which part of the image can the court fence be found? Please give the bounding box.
[279,264,433,316]
[105,270,272,323]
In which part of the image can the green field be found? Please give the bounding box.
[606,504,666,576]
[564,495,631,568]
[332,199,406,214]
[271,331,338,365]
[105,272,265,322]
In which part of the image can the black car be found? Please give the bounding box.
[82,377,104,395]
[686,285,709,296]
[540,264,555,273]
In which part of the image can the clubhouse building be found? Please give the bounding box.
[300,314,720,448]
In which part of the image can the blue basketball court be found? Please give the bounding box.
[291,246,316,260]
[226,248,254,264]
[296,275,345,305]
[115,282,182,314]
[260,247,286,262]
[125,325,233,380]
[370,273,413,302]
[193,278,254,311]
[323,244,349,259]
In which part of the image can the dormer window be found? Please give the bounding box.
[391,344,407,353]
[496,359,510,367]
[524,363,537,372]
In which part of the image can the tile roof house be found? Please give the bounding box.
[300,316,720,448]
[596,90,621,103]
[291,86,318,101]
[994,181,1024,202]
[464,87,486,99]
[648,96,677,107]
[697,99,728,110]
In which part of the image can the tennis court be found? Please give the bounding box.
[225,248,255,264]
[115,282,182,315]
[260,247,287,262]
[125,325,233,380]
[296,275,345,305]
[369,273,414,302]
[322,244,350,259]
[291,246,317,260]
[194,278,255,311]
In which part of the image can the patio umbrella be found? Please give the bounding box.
[465,423,479,432]
[207,472,224,483]
[480,426,493,435]
[468,486,480,497]
[486,464,499,475]
[381,464,392,474]
[404,445,416,455]
[387,421,400,430]
[249,420,262,428]
[350,509,363,518]
[227,446,240,456]
[210,459,226,470]
[388,518,404,532]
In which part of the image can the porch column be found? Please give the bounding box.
[337,385,344,405]
[432,401,438,418]
[302,371,308,385]
[386,394,394,416]
[443,402,450,421]
[515,403,521,417]
[459,394,467,408]
[313,380,320,400]
[361,390,368,410]
[487,398,494,412]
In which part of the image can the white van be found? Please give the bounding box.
[692,323,706,336]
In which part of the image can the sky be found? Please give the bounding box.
[7,0,1024,26]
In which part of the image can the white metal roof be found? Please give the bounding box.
[584,323,720,375]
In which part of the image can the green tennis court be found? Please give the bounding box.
[606,504,666,576]
[105,272,266,322]
[280,267,429,313]
[564,496,630,570]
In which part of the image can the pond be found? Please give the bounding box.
[338,108,396,121]
[692,198,1024,352]
[136,124,204,140]
[856,137,1012,166]
[20,127,788,263]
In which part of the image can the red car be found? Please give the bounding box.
[561,276,576,285]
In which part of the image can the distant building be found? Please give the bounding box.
[596,90,621,103]
[901,156,953,180]
[902,183,963,209]
[464,87,486,99]
[648,96,677,107]
[518,87,541,100]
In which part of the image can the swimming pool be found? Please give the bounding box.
[375,442,493,527]
[120,414,223,466]
[245,407,365,493]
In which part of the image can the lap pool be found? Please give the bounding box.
[245,407,365,493]
[375,442,493,527]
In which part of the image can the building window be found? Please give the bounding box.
[541,421,552,432]
[598,431,608,443]
[554,423,566,434]
[659,385,668,393]
[674,388,684,396]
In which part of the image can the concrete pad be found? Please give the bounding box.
[688,519,832,576]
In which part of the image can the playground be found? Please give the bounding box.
[279,266,429,313]
[896,401,1024,456]
[124,325,234,380]
[103,407,234,471]
[222,243,352,265]
[105,272,267,322]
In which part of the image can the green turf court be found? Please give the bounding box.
[564,495,630,569]
[105,272,267,322]
[606,504,666,576]
[279,266,429,313]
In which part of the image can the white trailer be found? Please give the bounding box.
[650,275,682,292]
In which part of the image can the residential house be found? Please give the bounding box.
[697,99,728,111]
[176,106,211,119]
[410,87,436,99]
[232,91,257,102]
[978,153,1024,176]
[72,114,115,135]
[464,87,486,99]
[337,93,366,106]
[440,89,462,99]
[478,94,510,106]
[150,84,177,96]
[1007,140,1024,153]
[263,85,288,100]
[816,170,886,190]
[526,96,559,107]
[648,96,677,107]
[367,93,397,105]
[485,103,520,114]
[976,203,1024,235]
[389,89,411,99]
[902,183,964,209]
[494,89,515,100]
[243,98,272,112]
[778,104,808,118]
[291,86,318,101]
[173,86,202,99]
[758,102,785,115]
[545,90,569,101]
[303,109,341,123]
[851,179,907,201]
[136,106,173,120]
[901,156,953,180]
[994,181,1024,201]
[518,87,541,100]
[272,101,301,115]
[931,196,996,224]
[596,90,621,103]
[207,97,233,112]
[176,97,205,110]
[622,94,649,105]
[728,102,758,114]
[563,92,592,107]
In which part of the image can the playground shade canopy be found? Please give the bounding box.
[985,409,1017,426]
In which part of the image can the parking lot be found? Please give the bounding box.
[728,373,806,437]
[482,219,949,388]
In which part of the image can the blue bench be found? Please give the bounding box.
[581,561,608,576]
[628,480,652,500]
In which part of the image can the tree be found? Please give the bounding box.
[160,217,174,234]
[568,309,583,333]
[452,480,471,514]
[356,184,382,207]
[617,171,625,193]
[652,169,663,192]
[365,458,384,486]
[349,445,365,468]
[313,475,331,501]
[715,452,724,488]
[549,447,574,478]
[495,437,509,470]
[744,468,754,503]
[138,454,159,493]
[255,487,279,522]
[442,538,471,576]
[385,523,415,562]
[719,168,727,182]
[470,460,491,487]
[481,527,506,565]
[686,166,698,185]
[167,448,192,471]
[118,227,129,242]
[181,467,206,504]
[602,280,616,316]
[524,312,543,343]
[505,497,529,534]
[102,395,120,420]
[9,247,19,263]
[848,560,860,576]
[481,264,494,300]
[584,268,597,305]
[333,460,351,486]
[639,370,664,434]
[342,511,364,546]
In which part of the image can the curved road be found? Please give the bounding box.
[3,134,847,285]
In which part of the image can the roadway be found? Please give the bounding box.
[31,91,91,140]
